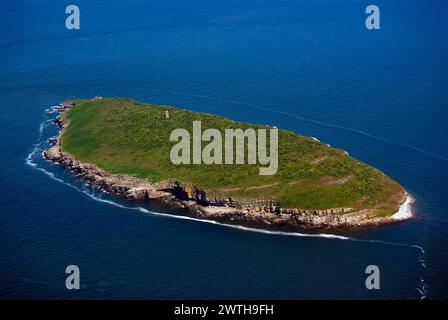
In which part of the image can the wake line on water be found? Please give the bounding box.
[26,116,429,299]
[146,88,448,162]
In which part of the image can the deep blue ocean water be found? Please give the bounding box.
[1,0,447,299]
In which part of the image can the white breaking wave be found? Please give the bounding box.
[416,276,428,300]
[38,119,52,134]
[45,106,61,114]
[393,194,415,220]
[25,151,37,167]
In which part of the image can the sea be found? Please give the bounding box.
[0,0,447,299]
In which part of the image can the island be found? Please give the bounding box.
[44,97,413,229]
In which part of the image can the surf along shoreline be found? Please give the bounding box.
[43,100,414,230]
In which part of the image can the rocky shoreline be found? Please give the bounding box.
[43,102,413,230]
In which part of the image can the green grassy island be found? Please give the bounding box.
[44,97,411,229]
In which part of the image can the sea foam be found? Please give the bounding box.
[392,193,415,220]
